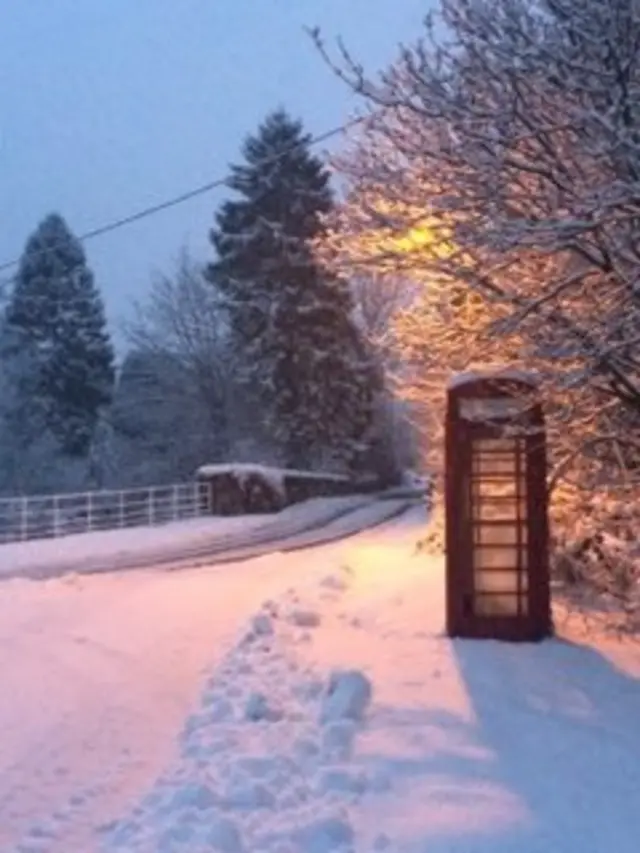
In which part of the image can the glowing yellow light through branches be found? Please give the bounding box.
[316,138,526,483]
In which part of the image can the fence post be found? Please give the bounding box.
[20,496,28,541]
[53,495,61,538]
[148,487,155,526]
[87,492,94,533]
[202,481,212,515]
[118,491,125,528]
[171,485,179,522]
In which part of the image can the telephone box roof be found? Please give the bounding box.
[448,369,539,391]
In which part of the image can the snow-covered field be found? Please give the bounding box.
[1,505,640,852]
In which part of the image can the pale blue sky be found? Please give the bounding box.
[1,1,429,349]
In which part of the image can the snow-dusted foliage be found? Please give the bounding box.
[0,351,88,494]
[348,271,423,477]
[106,348,209,487]
[103,250,281,487]
[0,214,114,492]
[206,109,384,475]
[127,249,231,455]
[1,214,114,457]
[107,249,246,485]
[316,0,640,494]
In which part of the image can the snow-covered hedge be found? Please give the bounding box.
[414,484,640,627]
[551,488,640,621]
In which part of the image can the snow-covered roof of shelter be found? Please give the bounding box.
[448,368,539,390]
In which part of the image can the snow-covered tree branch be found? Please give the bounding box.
[126,248,232,457]
[104,250,234,486]
[315,0,640,492]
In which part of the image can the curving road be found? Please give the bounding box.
[0,505,425,853]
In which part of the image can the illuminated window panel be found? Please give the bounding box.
[472,437,527,478]
[474,570,528,593]
[473,478,525,499]
[473,499,527,522]
[473,523,528,546]
[473,455,519,477]
[474,594,529,617]
[473,546,528,570]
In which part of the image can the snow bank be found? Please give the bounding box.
[0,514,270,577]
[320,670,373,723]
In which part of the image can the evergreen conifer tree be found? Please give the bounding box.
[2,213,115,457]
[207,109,379,471]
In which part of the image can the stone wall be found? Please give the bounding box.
[196,464,378,516]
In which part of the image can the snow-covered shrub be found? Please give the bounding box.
[414,502,445,556]
[551,486,640,618]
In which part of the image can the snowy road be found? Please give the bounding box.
[0,559,273,851]
[3,504,640,853]
[0,494,417,581]
[0,557,282,848]
[0,511,421,853]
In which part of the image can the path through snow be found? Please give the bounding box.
[0,530,388,853]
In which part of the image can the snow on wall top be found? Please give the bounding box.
[195,463,349,495]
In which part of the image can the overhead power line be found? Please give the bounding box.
[0,115,366,289]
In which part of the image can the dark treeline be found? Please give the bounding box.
[0,109,415,496]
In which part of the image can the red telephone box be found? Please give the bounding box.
[445,370,552,641]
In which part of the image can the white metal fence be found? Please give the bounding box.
[0,482,211,544]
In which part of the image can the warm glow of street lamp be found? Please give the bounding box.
[391,221,454,260]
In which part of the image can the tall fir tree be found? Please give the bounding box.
[2,213,115,458]
[206,109,379,471]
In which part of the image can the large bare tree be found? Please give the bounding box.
[312,0,640,604]
[105,249,236,485]
[127,248,230,448]
[316,0,640,490]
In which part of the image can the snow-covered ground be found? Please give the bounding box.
[0,513,270,577]
[0,495,398,580]
[2,505,640,852]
